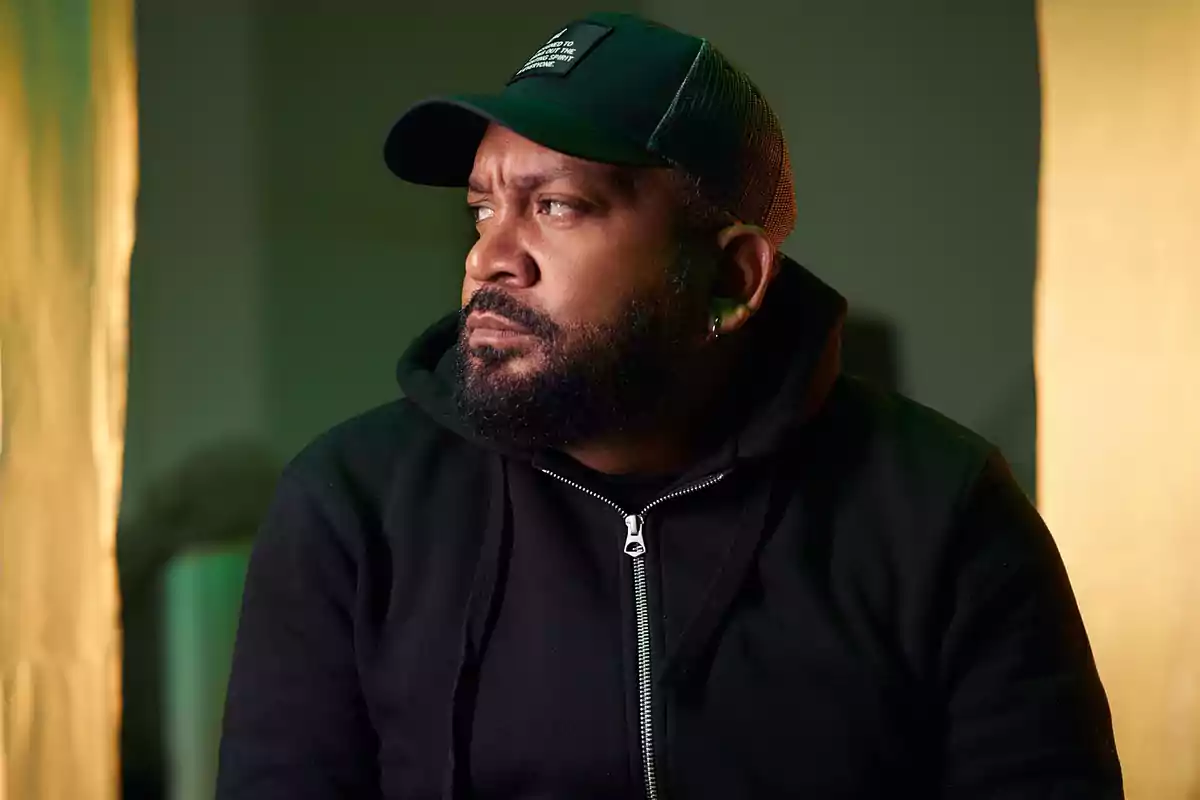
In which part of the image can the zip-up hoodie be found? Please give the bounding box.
[217,258,1122,799]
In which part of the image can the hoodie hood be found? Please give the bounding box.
[396,254,848,469]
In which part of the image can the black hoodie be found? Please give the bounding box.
[217,259,1122,799]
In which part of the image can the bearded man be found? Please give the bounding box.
[218,12,1121,800]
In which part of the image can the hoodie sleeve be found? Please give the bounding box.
[939,452,1123,799]
[216,466,381,800]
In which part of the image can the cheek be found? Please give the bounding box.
[536,237,672,325]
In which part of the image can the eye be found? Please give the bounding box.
[537,198,578,217]
[468,204,494,224]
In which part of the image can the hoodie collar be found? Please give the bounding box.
[722,254,846,462]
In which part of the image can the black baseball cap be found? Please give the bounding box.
[384,12,797,245]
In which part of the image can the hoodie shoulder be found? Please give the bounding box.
[287,398,467,512]
[819,375,1003,516]
[848,376,994,462]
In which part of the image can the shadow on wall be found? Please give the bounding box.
[840,314,1035,497]
[119,439,282,800]
[842,313,901,393]
[974,364,1036,498]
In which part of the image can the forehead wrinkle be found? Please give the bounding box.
[467,150,653,200]
[468,164,578,195]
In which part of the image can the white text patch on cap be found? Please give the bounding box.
[508,22,613,84]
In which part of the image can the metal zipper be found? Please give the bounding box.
[540,468,728,799]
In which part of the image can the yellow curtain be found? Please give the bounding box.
[1037,2,1200,798]
[0,0,136,796]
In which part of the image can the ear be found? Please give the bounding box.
[711,222,778,336]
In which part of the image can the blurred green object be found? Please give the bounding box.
[162,543,252,800]
[118,437,279,798]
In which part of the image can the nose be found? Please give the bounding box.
[465,212,538,289]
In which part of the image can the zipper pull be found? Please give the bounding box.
[623,514,646,558]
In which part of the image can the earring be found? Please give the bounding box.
[710,315,722,340]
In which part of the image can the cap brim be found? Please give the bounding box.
[384,93,667,186]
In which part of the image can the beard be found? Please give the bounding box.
[452,257,708,450]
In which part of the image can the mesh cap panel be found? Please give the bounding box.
[647,41,796,246]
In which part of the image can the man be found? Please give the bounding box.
[218,12,1122,799]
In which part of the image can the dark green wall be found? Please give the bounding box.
[121,8,266,795]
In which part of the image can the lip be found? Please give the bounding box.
[466,312,535,346]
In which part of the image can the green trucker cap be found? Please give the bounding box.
[384,12,797,245]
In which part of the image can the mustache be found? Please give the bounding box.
[461,288,559,339]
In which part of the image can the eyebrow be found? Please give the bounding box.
[467,165,597,196]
